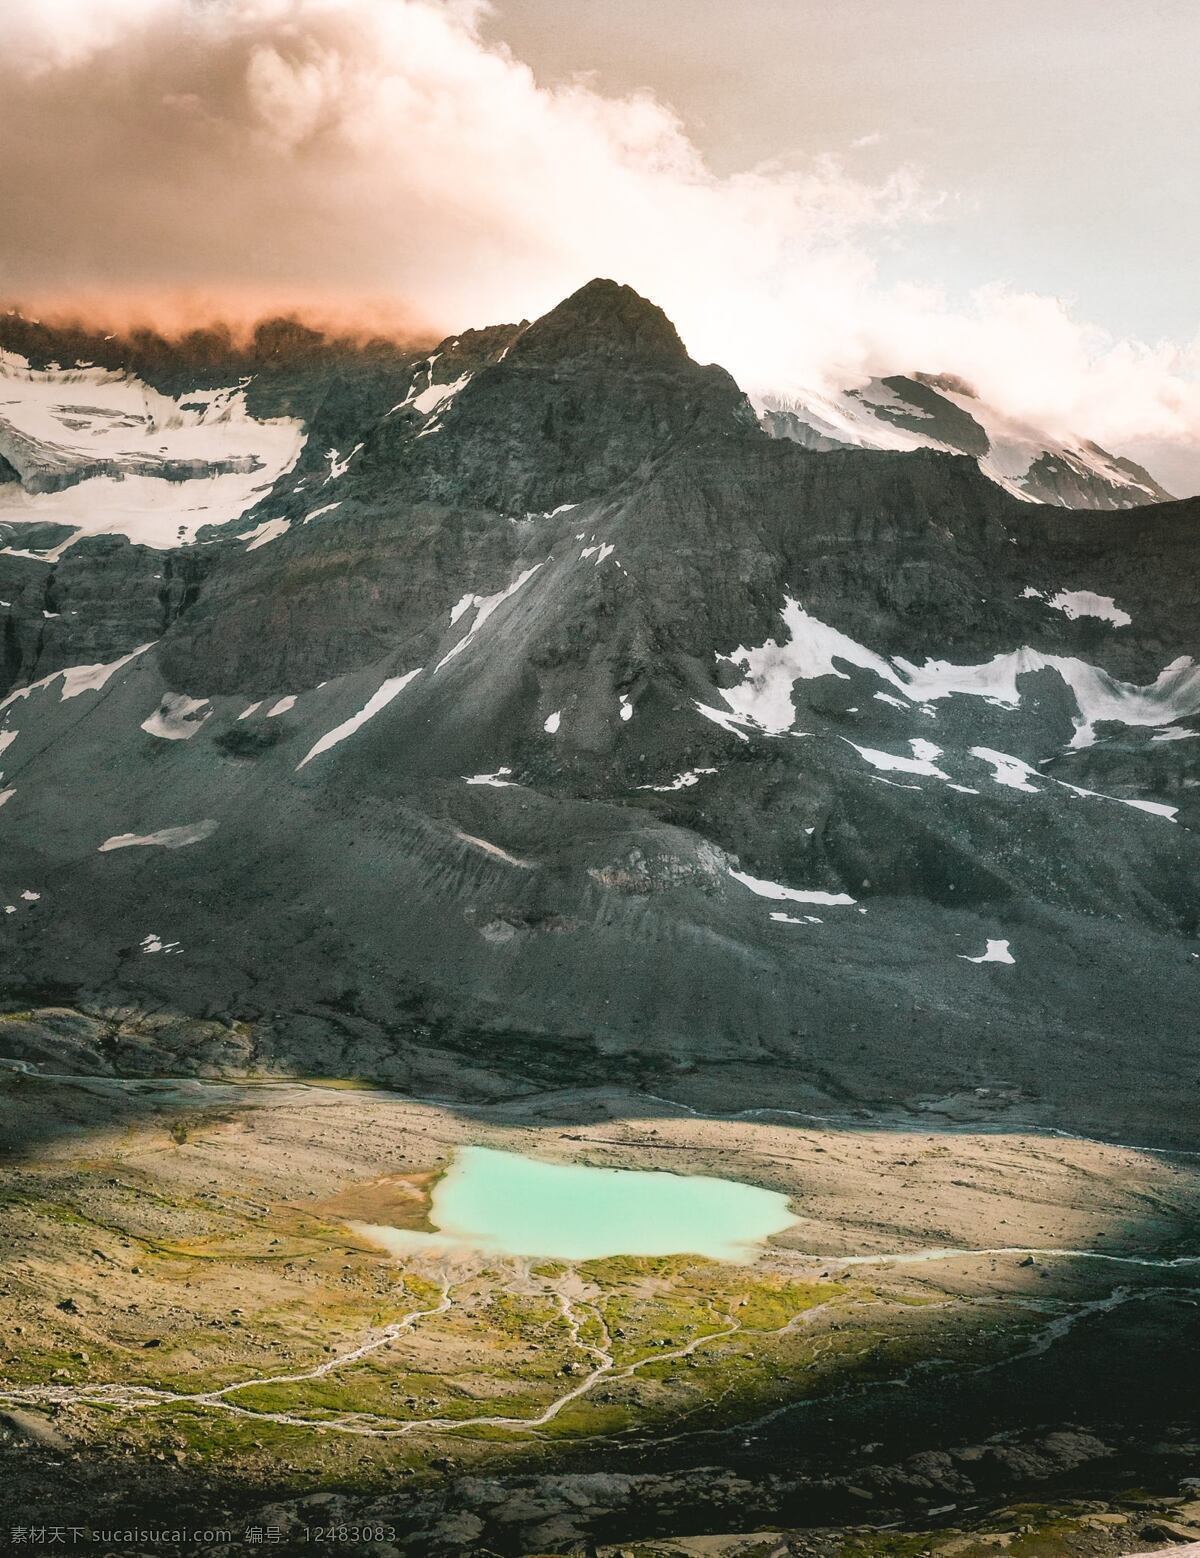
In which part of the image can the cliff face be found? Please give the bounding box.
[0,281,1197,1144]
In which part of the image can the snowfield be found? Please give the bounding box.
[0,351,305,550]
[715,598,1200,749]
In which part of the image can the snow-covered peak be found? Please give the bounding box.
[758,373,1172,510]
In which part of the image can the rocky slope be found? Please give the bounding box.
[0,280,1197,1146]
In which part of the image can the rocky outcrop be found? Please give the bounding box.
[363,278,760,515]
[0,536,211,696]
[1021,444,1173,509]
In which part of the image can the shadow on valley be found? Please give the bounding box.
[1,1027,1198,1554]
[0,1229,1197,1555]
[1,988,1199,1159]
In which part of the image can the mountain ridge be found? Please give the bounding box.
[0,280,1197,1150]
[759,371,1173,509]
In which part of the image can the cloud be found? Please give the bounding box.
[1,0,174,71]
[1,0,1198,469]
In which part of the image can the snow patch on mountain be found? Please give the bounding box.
[1022,587,1132,627]
[298,670,422,769]
[969,746,1177,820]
[408,372,472,417]
[243,517,290,551]
[715,598,1200,748]
[846,738,947,778]
[758,376,1171,509]
[437,565,543,670]
[729,869,856,907]
[465,768,514,787]
[324,444,363,483]
[0,643,154,712]
[141,692,212,740]
[960,939,1014,964]
[0,351,304,549]
[99,820,217,852]
[638,767,718,792]
[455,830,533,869]
[970,748,1042,794]
[140,933,181,955]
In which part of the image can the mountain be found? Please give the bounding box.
[759,372,1174,509]
[0,279,1198,1146]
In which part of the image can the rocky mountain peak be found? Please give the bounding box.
[505,278,690,368]
[1,278,1199,1195]
[914,370,977,398]
[358,281,755,515]
[760,371,1173,510]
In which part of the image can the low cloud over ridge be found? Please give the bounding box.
[2,0,1199,481]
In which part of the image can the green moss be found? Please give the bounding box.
[485,1291,563,1338]
[30,1198,96,1228]
[734,1278,839,1330]
[578,1253,695,1284]
[226,1367,562,1424]
[536,1400,637,1438]
[160,1405,328,1469]
[395,1271,445,1306]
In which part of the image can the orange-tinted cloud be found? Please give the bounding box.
[2,0,1198,472]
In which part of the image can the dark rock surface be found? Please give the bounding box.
[1,281,1197,1147]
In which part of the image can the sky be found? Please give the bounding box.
[490,0,1200,345]
[2,0,1198,491]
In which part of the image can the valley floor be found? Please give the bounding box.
[0,1057,1198,1555]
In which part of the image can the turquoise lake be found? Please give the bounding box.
[354,1145,796,1263]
